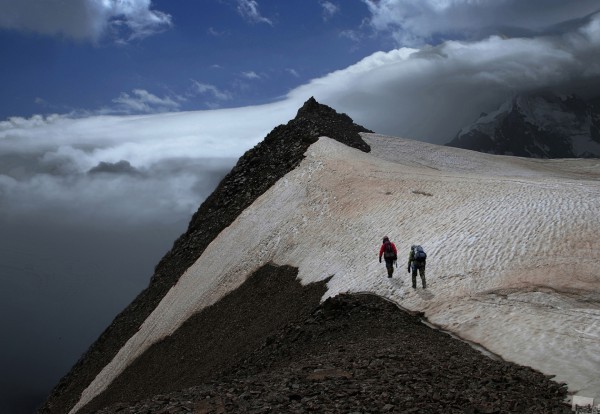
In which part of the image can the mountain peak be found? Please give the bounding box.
[295,96,354,127]
[447,91,600,158]
[297,96,320,114]
[288,97,372,152]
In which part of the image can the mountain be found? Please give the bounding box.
[40,99,599,413]
[446,92,600,158]
[38,97,373,414]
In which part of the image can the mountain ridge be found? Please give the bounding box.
[446,92,600,158]
[39,97,372,414]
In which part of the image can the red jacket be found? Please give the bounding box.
[379,241,397,260]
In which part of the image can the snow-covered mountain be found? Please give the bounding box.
[446,93,600,158]
[40,99,600,413]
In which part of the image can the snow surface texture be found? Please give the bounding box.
[71,134,600,413]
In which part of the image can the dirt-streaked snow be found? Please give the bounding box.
[70,134,600,413]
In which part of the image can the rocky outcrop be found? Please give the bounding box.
[93,294,570,413]
[38,98,371,414]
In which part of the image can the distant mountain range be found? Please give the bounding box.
[446,92,600,158]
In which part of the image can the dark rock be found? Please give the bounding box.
[91,294,569,413]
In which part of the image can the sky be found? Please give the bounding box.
[1,1,600,413]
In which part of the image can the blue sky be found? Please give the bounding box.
[1,1,600,413]
[1,0,387,118]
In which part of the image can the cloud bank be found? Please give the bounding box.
[0,104,301,225]
[292,11,600,142]
[363,0,600,45]
[0,0,172,42]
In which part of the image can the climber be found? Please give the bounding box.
[378,236,398,278]
[408,245,427,288]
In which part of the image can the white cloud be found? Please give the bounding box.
[0,0,172,42]
[236,0,273,25]
[111,89,181,114]
[320,1,340,21]
[286,68,300,77]
[191,81,232,101]
[242,71,261,80]
[362,0,600,46]
[207,27,226,37]
[0,103,299,224]
[340,29,361,42]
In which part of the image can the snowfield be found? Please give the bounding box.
[71,134,600,413]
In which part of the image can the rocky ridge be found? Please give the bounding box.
[39,98,372,414]
[94,294,570,413]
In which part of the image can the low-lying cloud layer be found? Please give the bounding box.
[0,105,301,224]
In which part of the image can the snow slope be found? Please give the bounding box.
[71,134,600,413]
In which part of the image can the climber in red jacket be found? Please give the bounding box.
[378,236,398,278]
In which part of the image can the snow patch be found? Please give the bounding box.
[70,134,600,413]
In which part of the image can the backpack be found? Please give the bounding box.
[383,241,397,260]
[413,245,427,262]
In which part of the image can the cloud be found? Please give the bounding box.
[362,0,600,46]
[3,12,600,151]
[207,27,226,37]
[242,71,261,80]
[286,68,300,78]
[0,103,299,224]
[111,89,181,114]
[236,0,273,25]
[88,160,141,175]
[286,12,600,143]
[320,1,340,21]
[0,0,172,42]
[191,81,232,102]
[340,29,361,42]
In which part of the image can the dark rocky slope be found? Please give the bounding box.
[446,92,600,158]
[78,264,330,413]
[39,98,372,414]
[94,293,570,413]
